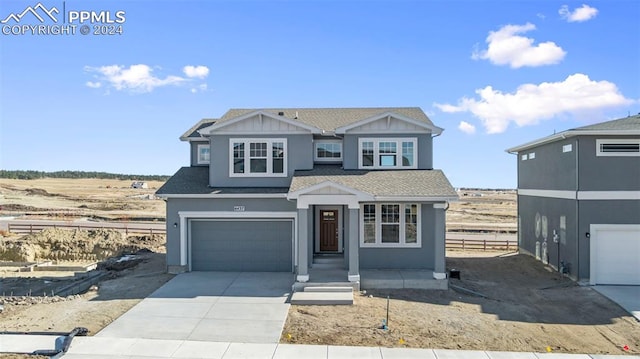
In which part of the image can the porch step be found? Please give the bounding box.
[290,290,353,305]
[312,255,344,269]
[304,286,352,293]
[311,262,344,269]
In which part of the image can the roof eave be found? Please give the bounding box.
[199,110,323,136]
[506,129,640,153]
[335,111,441,135]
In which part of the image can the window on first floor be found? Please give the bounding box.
[197,144,210,164]
[358,138,417,169]
[230,138,287,176]
[360,203,421,247]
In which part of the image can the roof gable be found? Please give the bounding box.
[199,110,322,135]
[287,180,374,201]
[335,111,443,135]
[180,118,217,141]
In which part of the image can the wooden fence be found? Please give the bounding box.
[8,222,516,251]
[7,223,165,236]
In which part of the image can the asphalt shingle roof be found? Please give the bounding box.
[290,165,458,199]
[572,114,640,131]
[155,167,289,195]
[180,118,217,141]
[216,107,433,132]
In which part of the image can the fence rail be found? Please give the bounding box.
[7,222,516,251]
[7,223,165,236]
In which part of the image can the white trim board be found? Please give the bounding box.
[518,189,640,201]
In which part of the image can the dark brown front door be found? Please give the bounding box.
[319,210,339,251]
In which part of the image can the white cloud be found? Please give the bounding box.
[435,73,634,134]
[458,121,476,134]
[190,83,208,94]
[183,65,210,79]
[559,4,598,22]
[86,81,102,88]
[84,64,186,93]
[472,23,566,68]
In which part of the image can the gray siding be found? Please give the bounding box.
[342,134,433,170]
[578,200,640,280]
[189,140,209,167]
[165,197,296,267]
[577,136,640,191]
[208,134,313,187]
[359,204,436,269]
[518,139,577,190]
[517,195,578,280]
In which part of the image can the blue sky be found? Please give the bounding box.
[1,0,638,188]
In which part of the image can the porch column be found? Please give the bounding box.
[297,208,309,282]
[347,207,360,282]
[433,203,447,279]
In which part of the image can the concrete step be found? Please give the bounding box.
[290,291,353,305]
[313,256,344,264]
[311,262,344,269]
[304,286,353,293]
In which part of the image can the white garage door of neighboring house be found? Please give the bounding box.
[189,219,293,272]
[590,224,640,285]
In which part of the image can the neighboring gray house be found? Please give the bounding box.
[157,107,457,287]
[506,115,640,285]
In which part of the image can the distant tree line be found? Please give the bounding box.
[0,170,169,181]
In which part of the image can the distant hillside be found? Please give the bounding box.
[0,170,170,181]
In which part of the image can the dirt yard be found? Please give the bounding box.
[281,251,640,355]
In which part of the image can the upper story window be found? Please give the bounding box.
[314,140,343,161]
[562,144,573,153]
[229,138,287,177]
[596,139,640,157]
[358,138,417,169]
[197,144,210,164]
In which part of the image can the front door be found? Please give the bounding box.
[319,210,339,251]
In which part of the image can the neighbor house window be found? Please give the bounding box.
[521,154,527,161]
[229,139,287,176]
[596,139,640,157]
[358,138,417,169]
[197,144,210,164]
[528,152,536,159]
[360,203,421,247]
[314,141,342,161]
[562,144,573,153]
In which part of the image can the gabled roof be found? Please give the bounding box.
[179,118,217,141]
[335,111,443,135]
[198,110,322,135]
[289,165,458,201]
[211,107,436,134]
[506,114,640,153]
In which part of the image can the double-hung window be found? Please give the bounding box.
[358,138,417,169]
[230,138,287,177]
[360,203,421,247]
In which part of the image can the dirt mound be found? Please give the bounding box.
[25,188,56,196]
[0,228,165,262]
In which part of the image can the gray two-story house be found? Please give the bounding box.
[157,107,457,287]
[507,115,640,285]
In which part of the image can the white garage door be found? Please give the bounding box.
[590,224,640,285]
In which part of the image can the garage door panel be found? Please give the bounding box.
[190,219,293,272]
[592,226,640,285]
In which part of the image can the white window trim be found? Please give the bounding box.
[197,144,210,165]
[528,152,536,159]
[229,138,288,177]
[562,144,573,153]
[521,154,527,161]
[314,140,343,162]
[359,203,421,248]
[596,138,640,157]
[358,138,418,169]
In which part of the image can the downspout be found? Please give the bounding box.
[575,138,580,281]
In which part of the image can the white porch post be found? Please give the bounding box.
[347,206,360,282]
[297,207,309,282]
[433,203,447,279]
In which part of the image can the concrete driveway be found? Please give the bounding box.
[96,272,294,343]
[594,286,640,321]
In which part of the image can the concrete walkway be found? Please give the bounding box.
[593,286,640,321]
[60,338,639,358]
[97,272,294,343]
